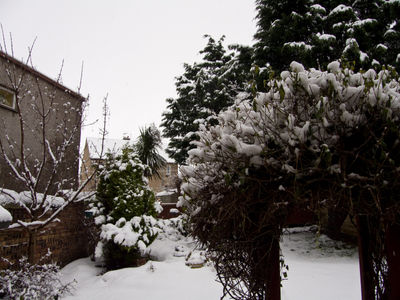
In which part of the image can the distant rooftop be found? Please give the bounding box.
[86,137,174,163]
[86,137,131,160]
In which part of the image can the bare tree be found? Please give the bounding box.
[0,37,99,263]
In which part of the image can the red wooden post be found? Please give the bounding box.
[386,224,400,300]
[357,215,375,300]
[265,237,281,300]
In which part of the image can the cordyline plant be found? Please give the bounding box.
[179,61,400,299]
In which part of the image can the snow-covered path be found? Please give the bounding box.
[61,258,222,300]
[281,229,361,300]
[61,227,361,300]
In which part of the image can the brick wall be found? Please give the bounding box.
[148,163,179,193]
[0,202,89,269]
[159,203,182,219]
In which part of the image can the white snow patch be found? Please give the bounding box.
[0,205,12,222]
[61,227,361,300]
[316,33,336,41]
[329,4,353,16]
[284,42,312,51]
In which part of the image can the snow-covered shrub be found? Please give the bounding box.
[180,61,400,299]
[158,215,189,239]
[90,146,160,269]
[0,256,74,299]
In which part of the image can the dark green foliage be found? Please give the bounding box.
[254,0,316,71]
[96,146,157,222]
[161,36,253,164]
[93,146,158,269]
[253,0,400,74]
[102,241,144,270]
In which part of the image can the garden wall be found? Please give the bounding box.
[0,202,89,269]
[159,203,182,219]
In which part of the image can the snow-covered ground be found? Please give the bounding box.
[60,224,361,300]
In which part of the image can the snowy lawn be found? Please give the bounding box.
[61,226,361,300]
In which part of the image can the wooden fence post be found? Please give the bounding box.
[357,215,375,300]
[386,224,400,300]
[265,237,281,300]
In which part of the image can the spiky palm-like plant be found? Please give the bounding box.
[135,124,166,178]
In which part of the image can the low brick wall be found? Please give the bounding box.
[0,202,89,269]
[159,203,182,219]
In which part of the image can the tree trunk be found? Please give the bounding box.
[27,229,37,264]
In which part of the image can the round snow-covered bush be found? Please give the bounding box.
[180,61,400,299]
[181,61,400,216]
[91,146,161,269]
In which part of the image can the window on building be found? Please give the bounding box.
[0,87,16,110]
[166,165,171,176]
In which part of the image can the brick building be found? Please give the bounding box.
[0,50,87,268]
[0,50,84,193]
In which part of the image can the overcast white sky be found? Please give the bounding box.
[0,0,257,144]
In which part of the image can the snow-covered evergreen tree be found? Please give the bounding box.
[253,0,400,73]
[381,0,400,70]
[254,0,317,72]
[161,36,252,164]
[90,146,162,269]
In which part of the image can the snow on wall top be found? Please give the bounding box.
[0,188,65,208]
[156,189,178,197]
[0,204,12,222]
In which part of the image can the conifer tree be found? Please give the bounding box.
[161,36,252,164]
[254,0,316,71]
[91,146,160,269]
[253,0,400,73]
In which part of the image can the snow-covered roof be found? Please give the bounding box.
[86,137,131,160]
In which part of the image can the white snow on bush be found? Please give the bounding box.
[329,4,353,16]
[100,215,161,254]
[180,61,400,215]
[153,200,163,213]
[316,33,336,41]
[283,42,312,51]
